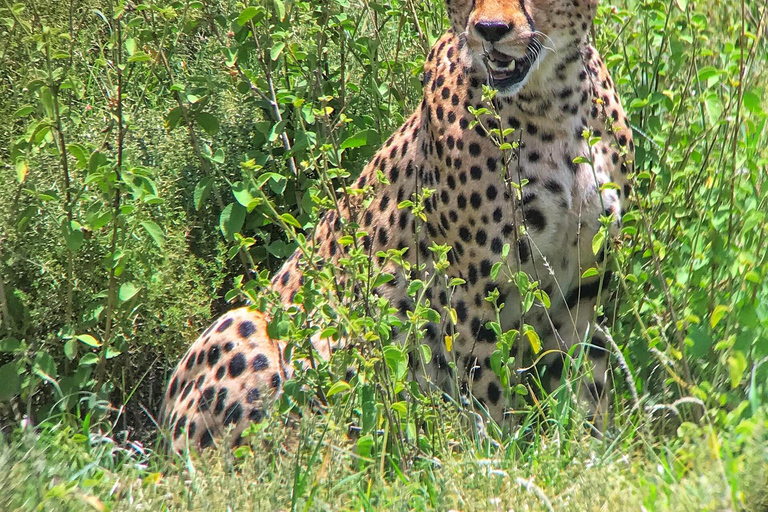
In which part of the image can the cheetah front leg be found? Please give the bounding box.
[539,296,613,436]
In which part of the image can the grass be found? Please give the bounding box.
[1,411,766,511]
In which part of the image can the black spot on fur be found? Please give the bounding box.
[180,380,194,400]
[524,208,547,231]
[216,317,233,333]
[223,402,243,426]
[228,352,247,378]
[517,238,530,263]
[208,345,221,366]
[253,354,269,371]
[168,377,179,398]
[247,388,261,404]
[199,387,215,411]
[487,381,501,404]
[237,320,255,338]
[588,332,607,358]
[200,429,214,448]
[565,270,613,309]
[214,388,228,416]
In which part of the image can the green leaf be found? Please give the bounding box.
[40,86,55,118]
[490,261,503,280]
[106,348,121,359]
[383,345,408,380]
[165,106,183,130]
[279,213,301,228]
[15,160,28,183]
[118,282,140,302]
[340,130,371,149]
[254,172,285,189]
[742,91,764,115]
[705,92,722,124]
[0,363,20,401]
[515,271,531,292]
[220,202,246,241]
[371,272,394,289]
[391,401,407,416]
[406,280,424,296]
[62,220,84,253]
[67,144,88,169]
[582,267,599,279]
[490,351,502,375]
[273,0,285,20]
[79,354,99,366]
[270,41,285,61]
[523,326,542,354]
[697,66,719,83]
[356,434,374,459]
[0,338,22,352]
[419,344,432,364]
[141,221,164,247]
[194,176,213,210]
[535,289,551,309]
[327,381,351,397]
[727,351,747,389]
[211,148,225,164]
[76,334,101,347]
[13,105,34,119]
[710,305,729,329]
[64,339,77,360]
[35,352,57,379]
[237,6,259,25]
[232,181,255,208]
[591,228,605,256]
[319,327,337,339]
[196,113,220,136]
[127,51,152,62]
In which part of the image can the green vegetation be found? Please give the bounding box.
[0,0,766,510]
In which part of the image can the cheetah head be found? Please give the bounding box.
[447,0,598,96]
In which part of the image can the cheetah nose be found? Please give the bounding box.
[474,20,513,43]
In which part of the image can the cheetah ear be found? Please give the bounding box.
[445,0,473,33]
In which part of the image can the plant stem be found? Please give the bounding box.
[98,9,125,386]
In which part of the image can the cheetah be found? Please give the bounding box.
[163,0,634,452]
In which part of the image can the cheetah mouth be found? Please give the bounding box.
[485,41,542,92]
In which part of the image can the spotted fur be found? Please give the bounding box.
[163,0,633,452]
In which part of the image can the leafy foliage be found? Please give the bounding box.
[0,0,766,509]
